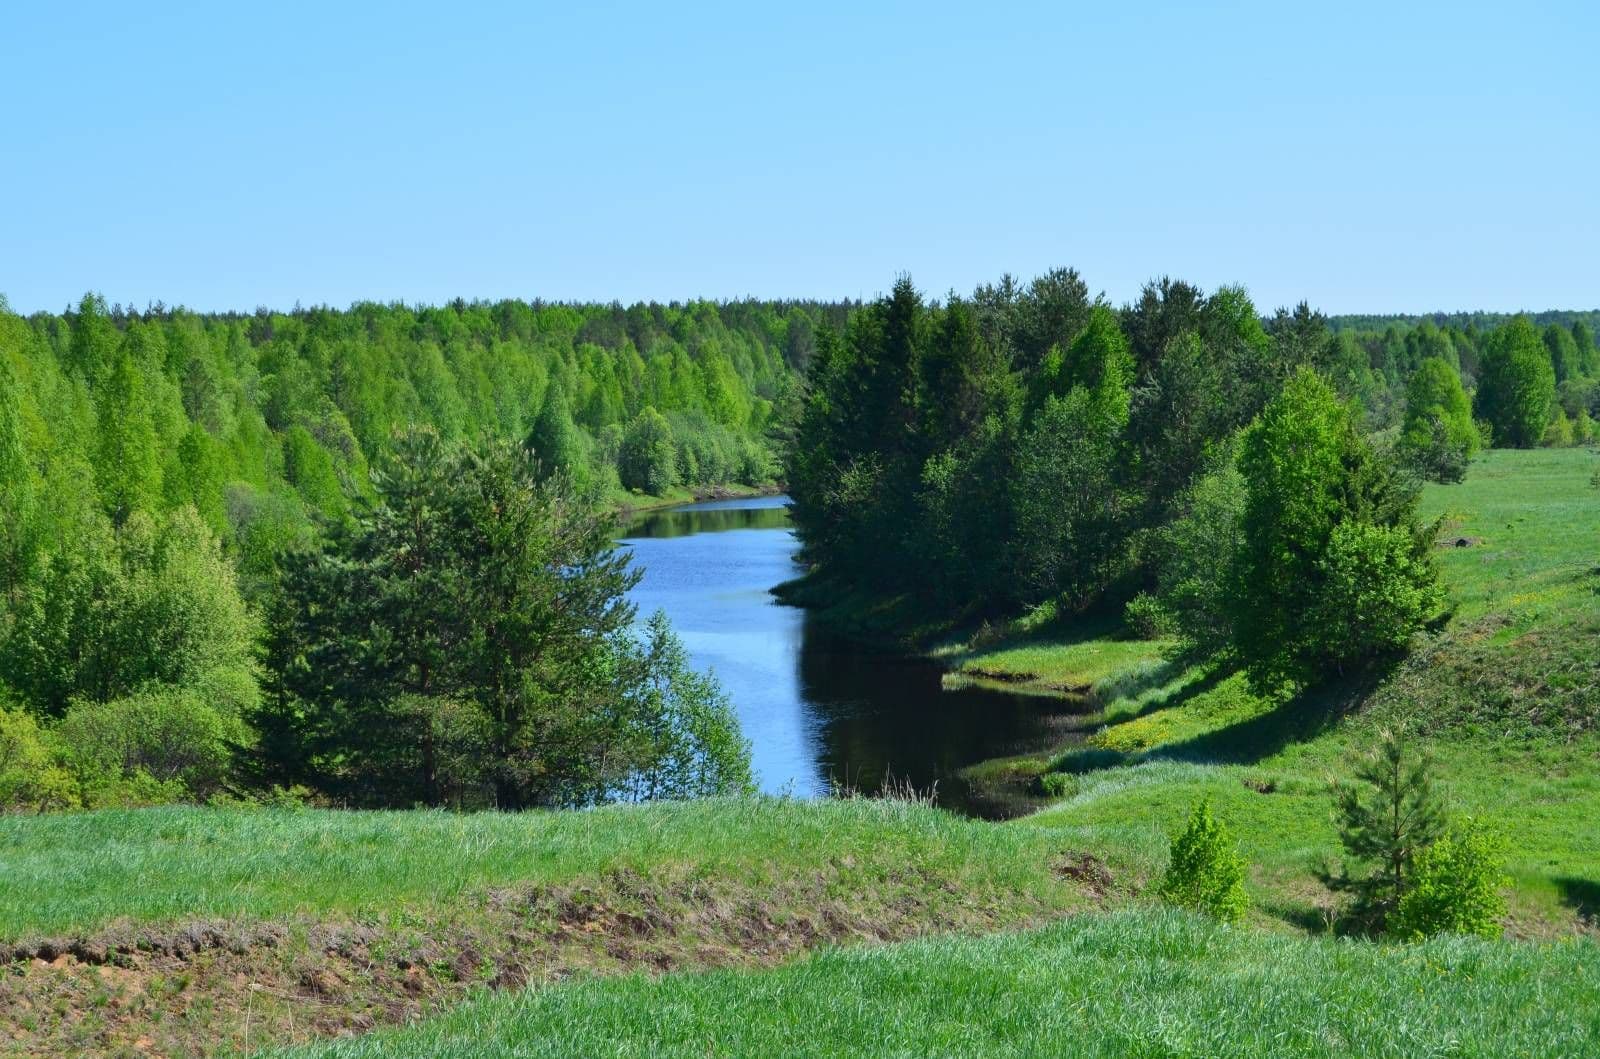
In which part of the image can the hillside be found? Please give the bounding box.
[957,447,1600,933]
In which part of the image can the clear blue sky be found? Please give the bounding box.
[3,1,1596,315]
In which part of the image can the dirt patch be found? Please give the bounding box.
[1051,852,1115,900]
[0,862,1087,1057]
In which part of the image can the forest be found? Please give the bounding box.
[2,277,1596,815]
[787,271,1599,688]
[0,294,849,810]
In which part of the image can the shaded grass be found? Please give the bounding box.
[279,910,1600,1058]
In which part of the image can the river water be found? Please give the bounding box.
[618,495,1086,817]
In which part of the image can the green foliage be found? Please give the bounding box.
[618,612,755,801]
[54,686,245,804]
[1230,370,1439,690]
[1153,446,1244,655]
[0,706,76,811]
[1542,410,1575,447]
[0,506,259,716]
[619,407,678,495]
[1157,798,1249,922]
[1575,406,1596,445]
[95,352,163,525]
[526,384,587,484]
[1328,730,1446,930]
[1390,818,1508,940]
[0,354,40,595]
[1544,322,1582,382]
[1397,356,1477,481]
[1475,316,1556,448]
[270,432,749,809]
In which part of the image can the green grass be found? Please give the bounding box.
[0,797,1080,941]
[995,448,1600,934]
[279,910,1600,1058]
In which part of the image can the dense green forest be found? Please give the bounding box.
[0,294,851,810]
[2,279,1596,814]
[786,271,1598,688]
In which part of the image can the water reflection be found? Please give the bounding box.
[618,495,1082,817]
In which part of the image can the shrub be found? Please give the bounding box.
[1035,772,1077,798]
[1542,410,1574,447]
[1123,593,1174,640]
[1575,407,1596,446]
[0,706,76,811]
[1390,819,1508,940]
[1158,798,1249,922]
[54,686,246,803]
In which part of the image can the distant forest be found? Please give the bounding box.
[1329,309,1600,334]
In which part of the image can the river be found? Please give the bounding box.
[618,494,1087,817]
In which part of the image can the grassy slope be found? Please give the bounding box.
[282,911,1600,1058]
[960,448,1600,934]
[0,799,1098,1055]
[0,799,1077,942]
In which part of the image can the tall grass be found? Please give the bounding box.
[279,910,1600,1058]
[0,797,1077,940]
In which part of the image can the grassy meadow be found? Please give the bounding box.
[280,911,1600,1058]
[962,447,1600,933]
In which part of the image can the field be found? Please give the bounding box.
[0,799,1093,1055]
[965,447,1600,933]
[280,911,1600,1058]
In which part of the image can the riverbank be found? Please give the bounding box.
[779,449,1600,935]
[608,480,785,519]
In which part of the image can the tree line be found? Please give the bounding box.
[786,271,1598,692]
[0,293,856,809]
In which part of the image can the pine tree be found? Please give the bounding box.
[1327,730,1446,930]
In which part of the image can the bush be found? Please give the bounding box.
[1035,771,1077,798]
[0,706,76,811]
[1158,798,1249,922]
[54,687,247,803]
[1123,593,1175,640]
[1543,411,1575,448]
[1390,819,1508,940]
